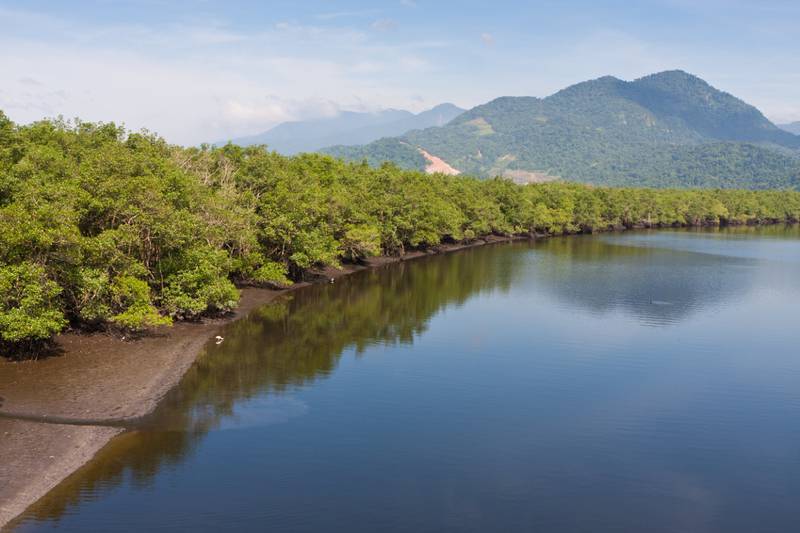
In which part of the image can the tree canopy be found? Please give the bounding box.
[1,111,799,356]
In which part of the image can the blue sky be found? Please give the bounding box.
[1,0,798,144]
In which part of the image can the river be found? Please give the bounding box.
[13,227,800,532]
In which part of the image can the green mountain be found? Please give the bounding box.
[324,71,800,189]
[219,103,464,154]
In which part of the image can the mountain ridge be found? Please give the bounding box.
[324,71,800,189]
[219,103,464,154]
[779,122,800,135]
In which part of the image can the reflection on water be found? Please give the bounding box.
[13,227,800,533]
[525,226,800,326]
[528,236,750,326]
[15,244,528,526]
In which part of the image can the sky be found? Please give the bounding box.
[1,0,798,145]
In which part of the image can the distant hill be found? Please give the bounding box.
[220,103,464,154]
[779,122,800,135]
[324,71,800,189]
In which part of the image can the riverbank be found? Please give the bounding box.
[0,235,521,530]
[0,286,289,529]
[2,224,796,529]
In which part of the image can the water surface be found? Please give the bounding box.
[14,227,800,532]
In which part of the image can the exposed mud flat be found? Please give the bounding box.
[0,419,121,529]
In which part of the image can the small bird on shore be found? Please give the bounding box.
[215,335,224,344]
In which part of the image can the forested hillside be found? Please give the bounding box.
[1,111,799,356]
[325,71,800,189]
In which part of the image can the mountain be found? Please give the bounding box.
[324,71,800,189]
[779,122,800,135]
[220,103,464,154]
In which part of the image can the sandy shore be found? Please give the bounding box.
[0,237,520,530]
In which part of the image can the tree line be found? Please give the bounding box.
[1,112,799,356]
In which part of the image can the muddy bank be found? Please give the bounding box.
[0,419,122,529]
[0,225,795,529]
[0,235,522,530]
[0,287,290,531]
[0,287,286,425]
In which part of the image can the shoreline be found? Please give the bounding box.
[0,223,795,529]
[0,234,522,530]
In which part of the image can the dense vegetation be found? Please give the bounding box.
[1,110,799,356]
[325,71,800,189]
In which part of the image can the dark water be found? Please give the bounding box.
[13,227,800,533]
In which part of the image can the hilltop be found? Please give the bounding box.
[325,71,800,189]
[219,103,464,154]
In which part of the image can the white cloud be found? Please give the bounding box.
[315,9,380,21]
[0,9,450,144]
[17,77,43,87]
[1,5,797,141]
[371,18,397,32]
[398,56,432,72]
[223,97,341,127]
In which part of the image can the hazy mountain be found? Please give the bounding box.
[220,103,464,154]
[778,122,800,135]
[325,71,800,189]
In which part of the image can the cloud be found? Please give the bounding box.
[17,77,43,86]
[349,61,387,74]
[315,9,380,21]
[0,9,448,143]
[398,56,432,72]
[177,26,246,45]
[2,3,797,140]
[223,97,341,126]
[371,18,397,32]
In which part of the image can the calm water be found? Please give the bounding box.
[13,227,800,532]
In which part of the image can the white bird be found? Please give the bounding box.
[215,335,224,344]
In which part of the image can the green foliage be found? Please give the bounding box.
[73,268,113,323]
[109,276,171,330]
[340,224,382,262]
[161,247,240,319]
[0,262,66,343]
[1,110,799,356]
[325,138,427,170]
[251,260,293,287]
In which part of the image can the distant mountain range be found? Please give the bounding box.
[219,103,464,154]
[324,71,800,189]
[779,122,800,135]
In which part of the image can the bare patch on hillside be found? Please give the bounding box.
[418,148,460,175]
